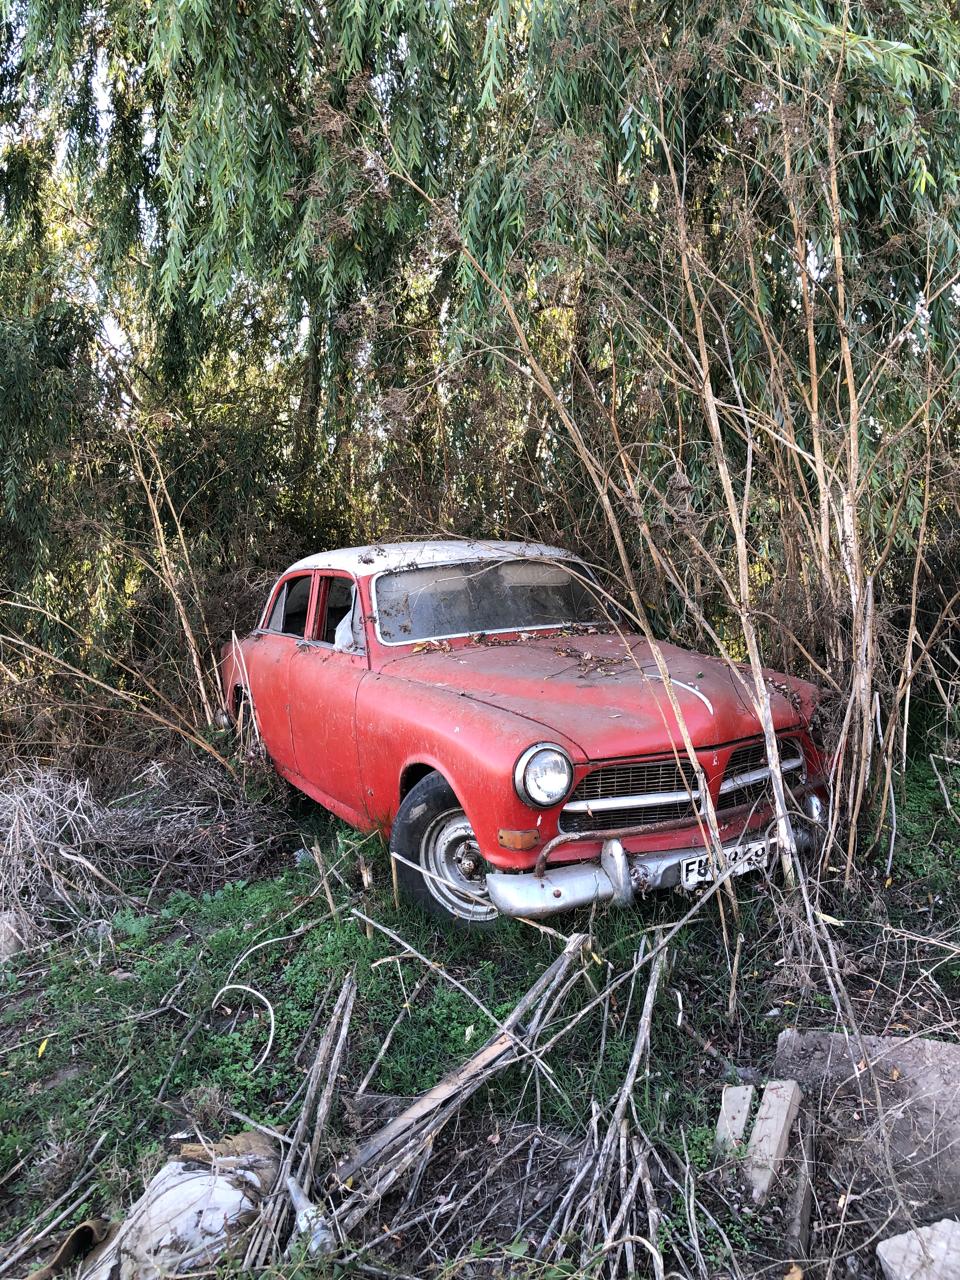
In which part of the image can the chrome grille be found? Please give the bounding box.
[559,798,695,833]
[557,736,805,835]
[726,740,768,776]
[571,758,698,802]
[717,737,804,813]
[558,756,699,834]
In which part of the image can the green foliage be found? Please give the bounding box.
[892,756,960,889]
[3,0,958,674]
[2,0,960,841]
[0,237,106,619]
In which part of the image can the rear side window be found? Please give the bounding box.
[322,578,353,645]
[315,576,365,652]
[266,575,312,637]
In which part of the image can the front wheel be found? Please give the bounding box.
[390,773,499,927]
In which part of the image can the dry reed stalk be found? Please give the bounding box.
[331,932,588,1233]
[128,439,217,725]
[242,971,357,1269]
[534,932,667,1273]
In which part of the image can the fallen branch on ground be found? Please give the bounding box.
[331,932,589,1234]
[242,971,357,1270]
[533,932,668,1276]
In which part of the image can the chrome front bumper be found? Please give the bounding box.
[486,798,825,920]
[485,838,743,919]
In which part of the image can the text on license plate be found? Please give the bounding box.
[681,839,773,890]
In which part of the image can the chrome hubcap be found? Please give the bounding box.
[421,809,499,923]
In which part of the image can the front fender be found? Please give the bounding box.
[355,672,578,860]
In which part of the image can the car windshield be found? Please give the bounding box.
[374,557,608,643]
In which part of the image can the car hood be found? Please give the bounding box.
[378,634,805,759]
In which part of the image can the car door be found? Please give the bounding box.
[243,571,317,777]
[287,572,370,825]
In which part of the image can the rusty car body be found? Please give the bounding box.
[220,540,828,924]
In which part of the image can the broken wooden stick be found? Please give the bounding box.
[332,932,588,1232]
[535,930,669,1273]
[242,971,357,1269]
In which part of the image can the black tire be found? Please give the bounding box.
[390,773,499,927]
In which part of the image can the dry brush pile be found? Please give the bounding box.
[0,759,292,942]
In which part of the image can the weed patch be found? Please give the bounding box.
[3,761,960,1274]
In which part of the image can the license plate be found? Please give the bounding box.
[681,839,773,890]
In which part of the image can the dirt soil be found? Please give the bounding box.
[344,1094,583,1271]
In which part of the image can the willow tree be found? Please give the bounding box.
[4,0,960,843]
[453,1,960,857]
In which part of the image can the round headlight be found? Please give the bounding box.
[514,744,574,808]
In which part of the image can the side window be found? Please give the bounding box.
[266,575,312,637]
[323,578,354,645]
[282,576,312,637]
[319,577,365,652]
[266,587,286,631]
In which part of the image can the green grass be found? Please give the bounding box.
[0,818,755,1244]
[890,755,960,891]
[4,753,960,1272]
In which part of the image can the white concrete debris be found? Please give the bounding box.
[714,1084,755,1156]
[776,1029,960,1219]
[743,1079,802,1203]
[81,1132,279,1279]
[876,1218,960,1280]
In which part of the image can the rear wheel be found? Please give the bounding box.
[391,773,499,927]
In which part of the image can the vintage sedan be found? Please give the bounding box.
[220,540,828,925]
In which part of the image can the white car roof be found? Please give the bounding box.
[286,539,577,579]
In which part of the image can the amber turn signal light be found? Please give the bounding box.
[498,828,540,851]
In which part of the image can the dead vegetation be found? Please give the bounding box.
[0,759,293,936]
[1,798,959,1279]
[0,574,957,1278]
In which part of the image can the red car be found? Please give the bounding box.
[220,541,828,925]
